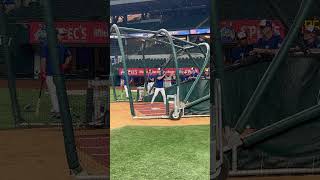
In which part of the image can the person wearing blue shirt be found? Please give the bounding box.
[189,67,199,80]
[147,69,155,95]
[40,29,72,118]
[180,70,190,82]
[251,20,283,55]
[151,68,166,105]
[229,31,254,63]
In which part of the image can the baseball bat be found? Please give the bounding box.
[35,79,45,117]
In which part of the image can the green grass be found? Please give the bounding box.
[0,88,88,129]
[110,88,138,102]
[111,125,210,180]
[0,89,14,128]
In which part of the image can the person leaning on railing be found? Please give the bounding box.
[288,25,320,54]
[250,20,283,56]
[228,31,254,64]
[188,67,199,80]
[303,25,320,49]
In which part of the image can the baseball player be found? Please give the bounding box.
[151,68,166,105]
[164,71,172,88]
[121,75,132,98]
[147,69,155,95]
[40,29,72,119]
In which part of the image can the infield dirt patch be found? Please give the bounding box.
[0,128,73,180]
[110,102,210,129]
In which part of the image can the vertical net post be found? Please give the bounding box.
[158,29,180,104]
[110,62,117,101]
[211,0,225,178]
[0,7,22,127]
[42,0,82,174]
[110,25,136,116]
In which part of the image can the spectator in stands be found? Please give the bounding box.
[229,31,254,63]
[251,20,283,55]
[164,71,172,88]
[181,70,190,82]
[171,74,177,85]
[201,68,210,79]
[189,67,199,80]
[147,69,155,95]
[303,25,320,49]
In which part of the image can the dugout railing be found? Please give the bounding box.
[211,0,320,179]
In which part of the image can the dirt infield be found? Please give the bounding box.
[0,128,73,180]
[110,102,210,129]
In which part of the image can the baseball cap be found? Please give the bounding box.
[259,20,272,28]
[304,25,315,33]
[237,31,247,39]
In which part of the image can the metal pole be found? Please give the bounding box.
[184,48,202,70]
[211,0,225,178]
[230,168,320,176]
[185,94,210,108]
[159,29,180,104]
[0,6,23,127]
[42,0,82,174]
[243,104,320,147]
[142,41,147,92]
[235,0,314,133]
[266,0,307,52]
[111,24,135,116]
[184,43,210,103]
[110,61,117,101]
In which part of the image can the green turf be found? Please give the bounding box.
[0,88,88,129]
[111,125,210,180]
[110,88,138,102]
[0,89,14,128]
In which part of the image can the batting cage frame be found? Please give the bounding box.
[0,1,109,179]
[110,24,210,120]
[211,0,320,179]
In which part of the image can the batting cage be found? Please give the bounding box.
[0,1,109,179]
[211,0,320,179]
[110,24,210,120]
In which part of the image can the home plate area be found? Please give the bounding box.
[134,102,174,116]
[75,134,109,170]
